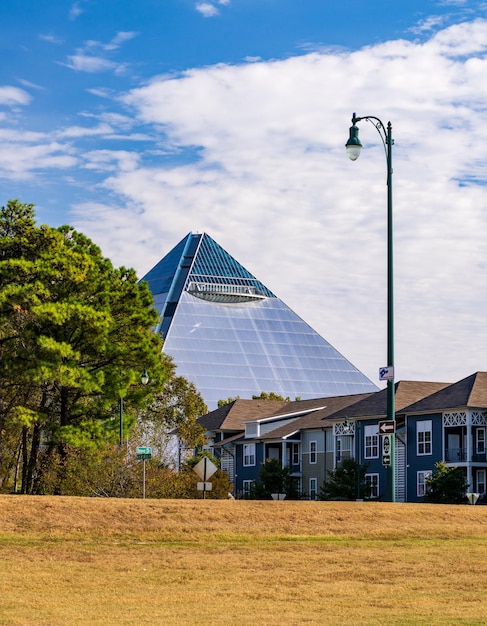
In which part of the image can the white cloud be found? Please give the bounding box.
[69,2,83,20]
[82,150,140,172]
[17,79,44,91]
[86,87,113,98]
[55,123,114,139]
[39,33,64,45]
[108,31,138,48]
[409,15,447,34]
[438,0,467,5]
[196,3,220,17]
[62,32,136,74]
[195,0,230,16]
[63,54,121,73]
[0,86,31,106]
[0,140,77,179]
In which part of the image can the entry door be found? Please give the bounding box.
[447,434,461,461]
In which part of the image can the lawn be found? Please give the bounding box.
[0,496,486,625]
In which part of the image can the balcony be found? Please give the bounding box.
[445,448,467,462]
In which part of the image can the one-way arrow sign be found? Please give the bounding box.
[378,420,396,434]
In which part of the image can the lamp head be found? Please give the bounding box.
[345,124,362,161]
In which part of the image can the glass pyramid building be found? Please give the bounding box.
[141,233,377,409]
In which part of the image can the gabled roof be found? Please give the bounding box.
[324,380,451,421]
[259,393,372,440]
[400,372,487,414]
[197,399,289,432]
[242,393,374,442]
[264,397,341,419]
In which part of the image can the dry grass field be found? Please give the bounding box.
[1,496,487,625]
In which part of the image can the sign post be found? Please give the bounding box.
[137,447,152,499]
[379,368,395,501]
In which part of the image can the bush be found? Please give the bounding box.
[253,458,300,500]
[319,458,372,501]
[423,461,469,504]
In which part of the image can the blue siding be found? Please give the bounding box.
[406,413,443,502]
[354,419,388,500]
[234,441,266,494]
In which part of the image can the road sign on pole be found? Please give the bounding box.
[193,457,218,499]
[379,366,394,381]
[197,482,213,491]
[136,448,152,498]
[378,420,396,435]
[193,457,218,481]
[382,434,392,466]
[136,446,152,460]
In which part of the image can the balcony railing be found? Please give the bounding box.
[445,448,467,462]
[445,448,487,463]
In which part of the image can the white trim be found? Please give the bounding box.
[365,473,379,499]
[309,477,317,501]
[417,420,432,456]
[309,440,317,464]
[242,406,327,426]
[243,443,256,467]
[364,425,379,459]
[417,470,431,497]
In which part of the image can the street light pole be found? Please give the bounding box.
[346,112,396,502]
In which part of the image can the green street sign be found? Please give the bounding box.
[137,446,152,460]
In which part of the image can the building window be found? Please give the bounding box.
[417,471,431,497]
[417,420,432,456]
[242,480,253,498]
[365,473,379,499]
[243,443,256,466]
[364,425,379,459]
[309,478,317,500]
[292,443,299,466]
[476,428,486,455]
[336,435,352,463]
[309,440,317,464]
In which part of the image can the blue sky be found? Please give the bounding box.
[2,0,487,388]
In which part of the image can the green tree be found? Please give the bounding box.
[217,395,240,408]
[132,374,208,469]
[423,461,469,504]
[0,200,172,494]
[253,458,299,499]
[217,392,292,408]
[319,458,371,501]
[251,392,290,401]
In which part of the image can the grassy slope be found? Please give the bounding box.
[1,496,487,625]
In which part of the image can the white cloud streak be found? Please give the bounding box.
[69,2,84,20]
[62,32,136,74]
[63,54,122,73]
